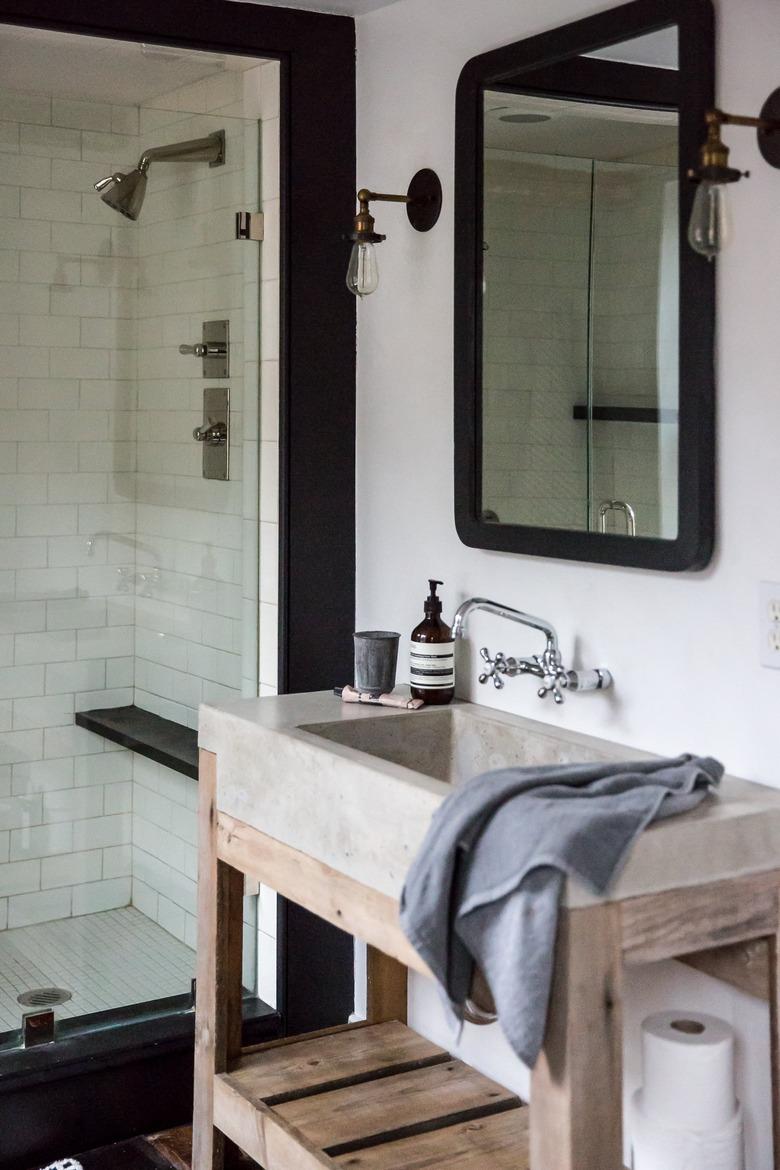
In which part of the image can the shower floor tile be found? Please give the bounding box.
[0,906,195,1034]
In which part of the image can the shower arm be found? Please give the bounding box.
[137,130,225,174]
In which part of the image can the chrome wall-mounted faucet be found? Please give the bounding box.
[451,597,613,705]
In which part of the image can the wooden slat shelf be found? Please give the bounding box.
[332,1110,529,1168]
[214,1021,528,1170]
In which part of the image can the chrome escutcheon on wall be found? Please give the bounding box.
[193,387,230,480]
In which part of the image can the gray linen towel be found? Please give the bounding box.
[400,754,722,1067]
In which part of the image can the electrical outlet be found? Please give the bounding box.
[760,582,780,668]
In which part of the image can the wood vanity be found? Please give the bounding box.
[193,693,780,1170]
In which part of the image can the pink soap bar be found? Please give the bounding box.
[339,685,424,710]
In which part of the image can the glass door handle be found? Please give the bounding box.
[598,499,636,536]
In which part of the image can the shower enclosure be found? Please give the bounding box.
[0,25,280,1052]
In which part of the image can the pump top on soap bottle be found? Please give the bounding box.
[409,579,455,706]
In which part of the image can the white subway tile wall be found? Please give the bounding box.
[0,88,138,935]
[131,753,257,989]
[481,152,675,535]
[0,59,281,1012]
[482,153,592,530]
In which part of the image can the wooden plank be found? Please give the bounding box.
[147,1126,193,1170]
[366,947,407,1025]
[332,1108,529,1169]
[193,751,245,1170]
[241,1020,370,1057]
[621,870,780,963]
[217,812,430,978]
[217,858,245,1067]
[214,1077,335,1170]
[193,748,219,1170]
[275,1060,518,1152]
[681,939,770,1001]
[224,1021,447,1104]
[530,904,623,1170]
[769,905,780,1169]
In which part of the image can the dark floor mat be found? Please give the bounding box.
[61,1137,177,1170]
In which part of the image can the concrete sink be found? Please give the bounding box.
[300,705,613,787]
[199,690,780,908]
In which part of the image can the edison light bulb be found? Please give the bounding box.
[346,241,379,297]
[687,180,731,261]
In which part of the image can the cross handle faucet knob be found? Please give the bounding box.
[478,647,506,689]
[537,670,568,704]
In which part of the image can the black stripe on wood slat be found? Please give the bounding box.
[322,1097,524,1159]
[261,1052,453,1107]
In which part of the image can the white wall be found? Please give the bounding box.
[355,0,779,1164]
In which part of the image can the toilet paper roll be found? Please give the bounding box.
[640,1011,736,1131]
[630,1090,744,1170]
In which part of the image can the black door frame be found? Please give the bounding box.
[0,1,356,1162]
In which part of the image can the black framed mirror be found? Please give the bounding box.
[454,0,715,571]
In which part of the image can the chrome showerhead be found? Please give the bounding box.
[94,168,148,221]
[93,130,225,221]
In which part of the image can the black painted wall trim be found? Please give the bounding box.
[0,0,357,1160]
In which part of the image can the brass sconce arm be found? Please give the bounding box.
[690,91,780,184]
[350,170,443,242]
[358,188,410,204]
[350,190,387,244]
[350,188,411,242]
[711,107,780,133]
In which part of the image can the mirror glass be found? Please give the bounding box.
[480,29,680,539]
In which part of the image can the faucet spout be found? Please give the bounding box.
[451,597,559,654]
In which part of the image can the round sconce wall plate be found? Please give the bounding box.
[406,168,443,232]
[758,87,780,169]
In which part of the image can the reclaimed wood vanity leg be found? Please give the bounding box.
[769,907,780,1169]
[193,749,245,1170]
[530,904,624,1170]
[366,945,408,1024]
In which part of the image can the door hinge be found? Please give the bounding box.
[235,211,264,241]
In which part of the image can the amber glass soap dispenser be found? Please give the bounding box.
[410,579,455,705]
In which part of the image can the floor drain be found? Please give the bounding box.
[17,987,72,1008]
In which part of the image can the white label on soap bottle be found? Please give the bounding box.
[410,641,455,690]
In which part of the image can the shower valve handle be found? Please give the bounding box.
[179,342,226,358]
[193,422,227,446]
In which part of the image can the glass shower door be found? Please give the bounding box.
[0,32,279,1048]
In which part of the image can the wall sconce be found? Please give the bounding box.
[346,168,442,297]
[687,89,780,260]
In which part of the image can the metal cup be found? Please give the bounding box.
[353,631,400,697]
